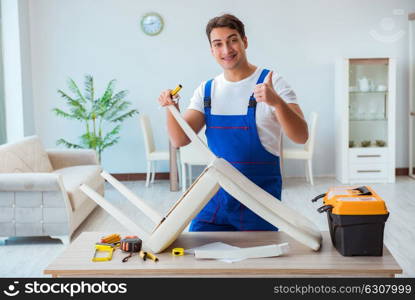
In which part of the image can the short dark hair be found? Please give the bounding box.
[206,14,246,43]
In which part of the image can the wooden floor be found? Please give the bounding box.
[1,176,414,277]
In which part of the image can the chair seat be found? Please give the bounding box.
[180,147,210,166]
[182,160,209,166]
[148,151,169,161]
[54,165,102,211]
[283,149,311,160]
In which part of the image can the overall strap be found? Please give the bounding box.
[203,79,214,112]
[249,69,270,107]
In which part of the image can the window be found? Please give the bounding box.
[0,10,6,145]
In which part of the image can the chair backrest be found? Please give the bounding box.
[180,126,210,165]
[304,112,318,154]
[139,114,155,157]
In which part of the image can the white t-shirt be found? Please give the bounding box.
[187,67,298,156]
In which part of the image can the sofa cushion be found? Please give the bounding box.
[0,136,53,173]
[53,165,103,211]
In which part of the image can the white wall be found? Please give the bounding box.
[26,0,415,175]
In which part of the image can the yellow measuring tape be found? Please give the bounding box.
[172,248,184,256]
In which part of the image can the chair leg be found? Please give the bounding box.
[181,163,187,192]
[304,161,310,183]
[176,153,182,188]
[308,159,314,185]
[188,165,193,187]
[146,161,151,187]
[151,161,156,183]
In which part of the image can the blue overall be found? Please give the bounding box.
[189,69,282,232]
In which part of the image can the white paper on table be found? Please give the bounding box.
[186,242,245,263]
[191,241,290,262]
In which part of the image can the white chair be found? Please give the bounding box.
[80,105,322,254]
[180,126,210,191]
[282,112,318,185]
[139,114,169,187]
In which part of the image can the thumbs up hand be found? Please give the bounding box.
[253,71,282,108]
[265,70,273,85]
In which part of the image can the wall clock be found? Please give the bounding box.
[141,13,164,36]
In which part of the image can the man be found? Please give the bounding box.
[158,14,308,231]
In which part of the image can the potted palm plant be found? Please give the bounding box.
[53,75,138,162]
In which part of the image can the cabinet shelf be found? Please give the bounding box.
[348,146,388,149]
[349,91,388,94]
[349,118,388,122]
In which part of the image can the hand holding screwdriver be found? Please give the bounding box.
[158,84,182,107]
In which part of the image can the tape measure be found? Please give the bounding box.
[120,236,142,262]
[172,248,184,256]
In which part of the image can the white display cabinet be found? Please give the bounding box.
[335,58,396,183]
[409,13,415,179]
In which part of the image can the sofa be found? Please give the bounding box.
[0,136,104,244]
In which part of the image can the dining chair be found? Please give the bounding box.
[282,112,318,185]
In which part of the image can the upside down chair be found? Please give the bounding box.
[80,106,322,254]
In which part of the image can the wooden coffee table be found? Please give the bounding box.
[44,231,401,277]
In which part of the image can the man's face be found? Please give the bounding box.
[209,27,248,70]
